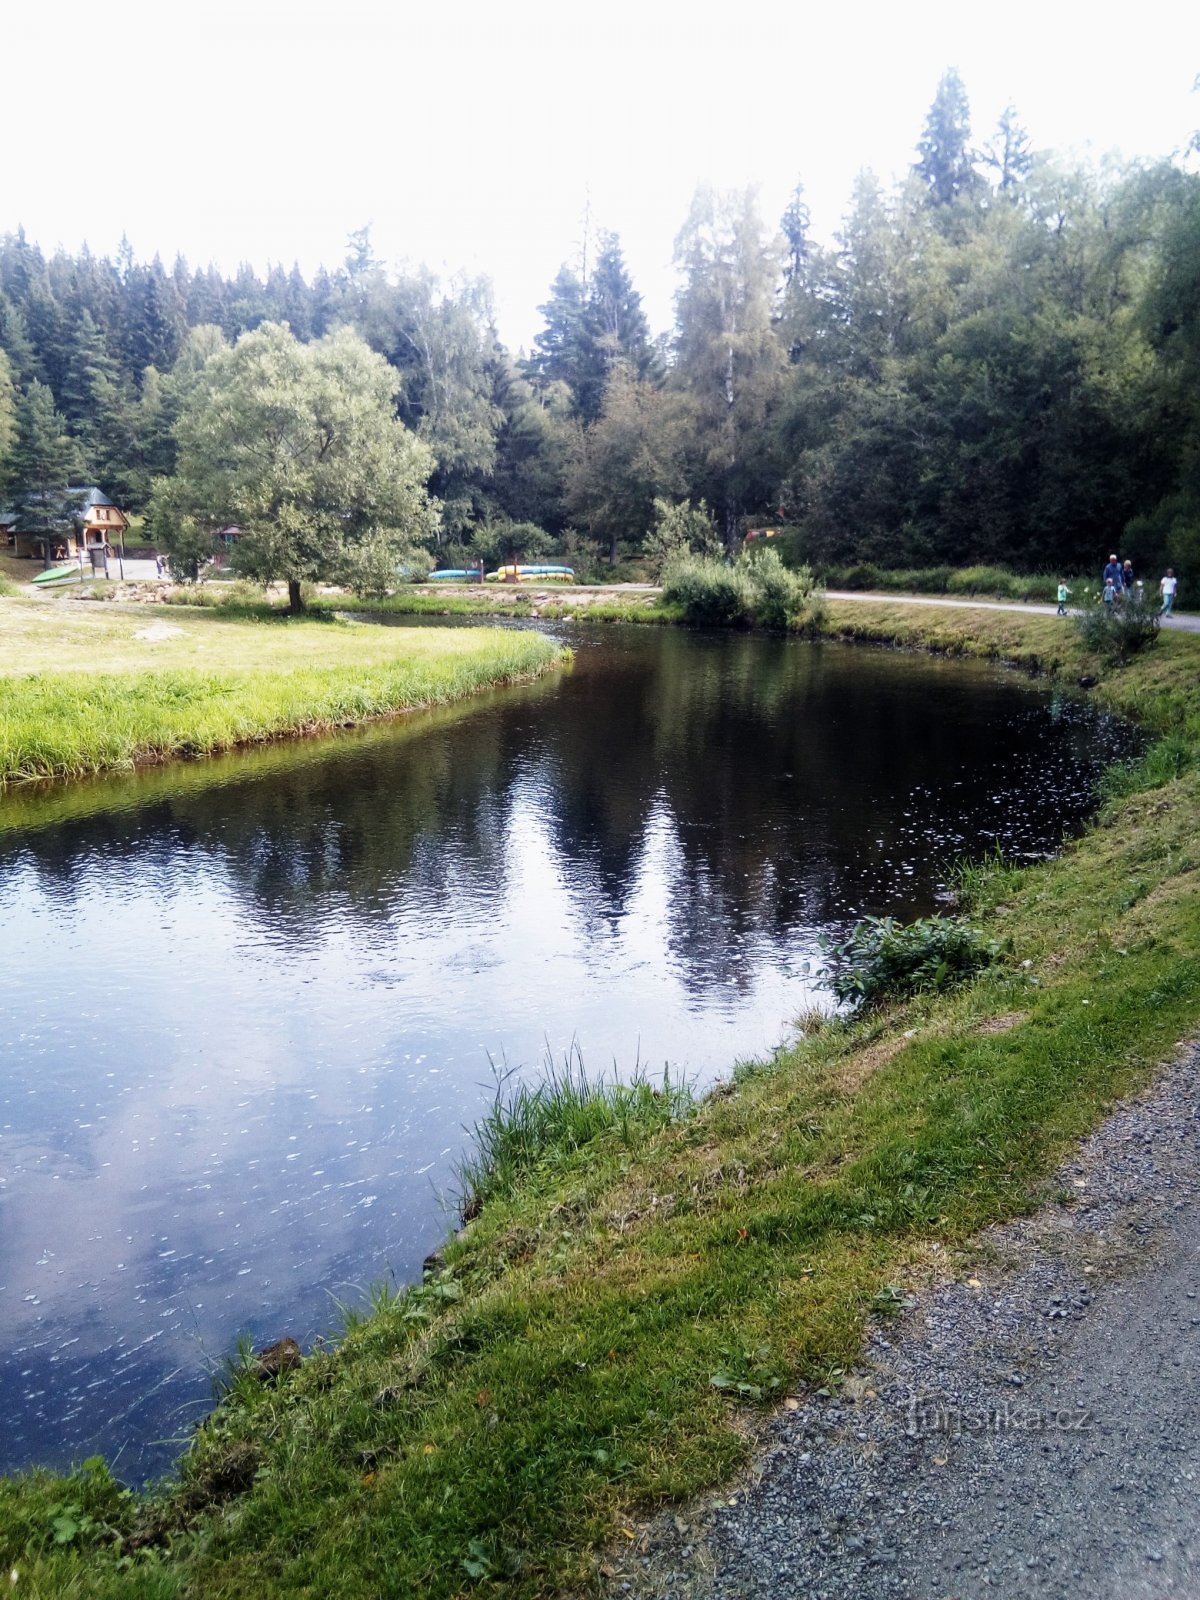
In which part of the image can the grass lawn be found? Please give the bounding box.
[0,597,567,784]
[2,603,1199,1597]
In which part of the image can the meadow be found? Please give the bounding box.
[0,598,567,784]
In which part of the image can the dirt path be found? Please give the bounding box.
[616,1047,1200,1599]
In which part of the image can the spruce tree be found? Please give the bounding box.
[0,348,16,493]
[10,380,86,545]
[914,68,985,209]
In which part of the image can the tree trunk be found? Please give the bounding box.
[287,578,304,614]
[609,528,619,565]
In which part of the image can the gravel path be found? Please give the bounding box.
[613,1047,1200,1599]
[822,590,1200,634]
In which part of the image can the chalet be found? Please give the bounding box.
[0,485,130,564]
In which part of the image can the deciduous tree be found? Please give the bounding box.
[155,323,438,610]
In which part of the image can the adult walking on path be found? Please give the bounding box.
[1161,569,1179,616]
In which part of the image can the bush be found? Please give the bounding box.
[644,498,722,579]
[662,552,824,630]
[661,556,755,625]
[820,914,1000,1009]
[743,547,822,629]
[945,565,1026,599]
[1073,587,1161,662]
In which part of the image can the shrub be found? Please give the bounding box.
[946,564,1021,598]
[645,498,722,578]
[743,547,822,629]
[661,556,755,625]
[662,552,824,629]
[820,914,1000,1009]
[1073,587,1161,662]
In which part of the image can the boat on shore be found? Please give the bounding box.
[484,565,574,584]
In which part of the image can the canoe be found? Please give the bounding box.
[31,564,78,585]
[427,569,482,581]
[484,566,574,583]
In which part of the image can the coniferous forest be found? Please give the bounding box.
[1,70,1198,580]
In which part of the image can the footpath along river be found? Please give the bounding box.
[0,624,1136,1480]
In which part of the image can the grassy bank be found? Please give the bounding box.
[4,602,1200,1599]
[0,599,567,784]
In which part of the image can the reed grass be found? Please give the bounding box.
[456,1046,694,1216]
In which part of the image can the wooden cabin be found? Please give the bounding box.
[1,486,130,563]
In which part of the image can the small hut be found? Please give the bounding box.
[0,485,130,566]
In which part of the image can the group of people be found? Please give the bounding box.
[1055,558,1179,616]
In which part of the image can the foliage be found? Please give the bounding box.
[644,496,721,577]
[742,546,821,629]
[153,323,439,610]
[661,551,822,630]
[472,520,553,566]
[1073,587,1162,661]
[661,555,754,625]
[820,914,1001,1008]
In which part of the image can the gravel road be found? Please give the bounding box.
[613,1046,1200,1600]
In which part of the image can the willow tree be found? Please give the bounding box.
[155,322,438,609]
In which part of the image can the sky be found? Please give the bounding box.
[5,0,1198,350]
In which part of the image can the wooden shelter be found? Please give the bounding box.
[1,485,130,563]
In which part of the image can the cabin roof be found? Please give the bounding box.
[0,486,125,531]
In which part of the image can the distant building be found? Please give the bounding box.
[0,485,130,563]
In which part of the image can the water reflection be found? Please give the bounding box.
[0,627,1133,1477]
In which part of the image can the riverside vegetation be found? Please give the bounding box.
[3,598,1199,1598]
[0,599,567,785]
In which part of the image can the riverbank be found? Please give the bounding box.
[0,599,567,784]
[3,603,1199,1599]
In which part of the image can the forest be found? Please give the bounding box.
[1,69,1198,581]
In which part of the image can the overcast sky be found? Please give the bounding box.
[7,0,1198,350]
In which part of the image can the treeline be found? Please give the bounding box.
[1,69,1198,577]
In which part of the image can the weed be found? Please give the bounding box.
[1073,588,1162,662]
[821,915,1000,1009]
[456,1045,692,1216]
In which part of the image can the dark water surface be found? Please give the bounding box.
[0,626,1134,1477]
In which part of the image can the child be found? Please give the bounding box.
[1103,577,1116,608]
[1056,581,1071,616]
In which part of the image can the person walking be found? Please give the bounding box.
[1160,568,1178,616]
[1103,576,1117,609]
[1103,554,1123,593]
[1056,580,1072,616]
[1121,559,1136,600]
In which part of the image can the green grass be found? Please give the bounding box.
[4,602,1200,1597]
[0,599,567,784]
[456,1048,695,1217]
